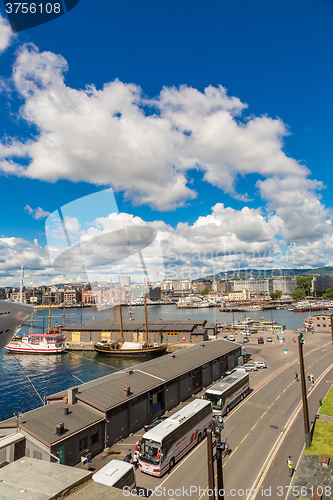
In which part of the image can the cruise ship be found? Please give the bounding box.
[0,301,33,353]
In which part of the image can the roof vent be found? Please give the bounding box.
[124,386,131,396]
[170,354,175,358]
[126,369,134,375]
[56,422,65,435]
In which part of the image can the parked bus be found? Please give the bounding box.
[92,459,136,491]
[203,371,250,416]
[138,399,213,477]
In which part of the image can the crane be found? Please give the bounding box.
[151,268,159,287]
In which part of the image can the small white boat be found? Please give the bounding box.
[5,332,68,354]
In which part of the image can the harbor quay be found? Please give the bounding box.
[0,339,240,468]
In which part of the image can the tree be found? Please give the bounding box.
[270,290,282,300]
[323,288,333,299]
[200,288,210,296]
[296,276,313,296]
[291,288,305,300]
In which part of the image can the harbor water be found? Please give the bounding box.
[0,304,318,420]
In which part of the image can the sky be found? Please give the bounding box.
[1,0,333,287]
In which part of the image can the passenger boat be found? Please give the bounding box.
[94,282,167,358]
[5,332,68,354]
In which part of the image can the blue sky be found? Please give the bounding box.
[1,0,333,286]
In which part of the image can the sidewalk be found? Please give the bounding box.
[287,453,333,500]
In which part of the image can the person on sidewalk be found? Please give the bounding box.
[288,456,294,476]
[295,372,299,382]
[310,374,315,385]
[307,373,311,382]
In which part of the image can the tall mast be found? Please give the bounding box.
[111,278,116,321]
[30,289,34,334]
[19,263,24,303]
[144,279,149,344]
[48,294,52,333]
[118,276,124,342]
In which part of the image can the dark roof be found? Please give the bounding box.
[61,319,204,333]
[66,340,239,411]
[1,403,104,447]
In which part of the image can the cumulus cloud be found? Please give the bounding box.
[0,14,14,54]
[25,205,50,220]
[0,44,316,215]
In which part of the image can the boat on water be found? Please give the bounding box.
[94,340,167,357]
[0,300,33,353]
[5,332,68,354]
[94,282,167,358]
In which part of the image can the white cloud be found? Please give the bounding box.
[24,205,50,220]
[0,15,14,54]
[0,44,319,214]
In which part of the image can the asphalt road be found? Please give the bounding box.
[131,331,333,500]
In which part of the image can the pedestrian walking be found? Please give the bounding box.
[126,449,132,462]
[295,372,299,382]
[287,456,294,477]
[310,374,315,385]
[307,373,311,382]
[223,438,229,457]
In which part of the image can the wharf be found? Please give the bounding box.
[66,341,191,352]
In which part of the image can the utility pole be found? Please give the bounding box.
[207,429,215,500]
[298,332,311,447]
[330,314,333,348]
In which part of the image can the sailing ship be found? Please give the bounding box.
[94,282,167,357]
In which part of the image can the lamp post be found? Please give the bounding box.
[298,332,311,448]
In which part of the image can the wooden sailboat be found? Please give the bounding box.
[94,280,167,357]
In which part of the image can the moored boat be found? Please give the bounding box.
[0,300,33,353]
[94,340,167,357]
[5,332,68,354]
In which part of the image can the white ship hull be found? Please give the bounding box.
[0,301,33,353]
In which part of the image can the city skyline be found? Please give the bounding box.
[1,1,333,286]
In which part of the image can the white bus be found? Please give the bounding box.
[203,371,250,416]
[138,399,213,477]
[92,459,136,491]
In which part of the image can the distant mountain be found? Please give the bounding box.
[197,267,333,282]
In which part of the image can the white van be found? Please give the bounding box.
[92,459,136,491]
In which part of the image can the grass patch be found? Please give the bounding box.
[304,420,333,457]
[319,386,333,417]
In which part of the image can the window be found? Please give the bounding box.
[323,325,326,328]
[91,431,99,446]
[317,324,320,327]
[79,436,88,453]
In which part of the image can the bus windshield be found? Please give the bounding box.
[204,393,223,410]
[140,438,161,464]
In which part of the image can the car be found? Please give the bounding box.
[243,363,258,371]
[228,335,235,341]
[241,330,251,335]
[266,336,273,342]
[223,335,228,340]
[243,336,250,343]
[257,337,264,344]
[143,416,167,432]
[253,361,267,369]
[232,366,246,372]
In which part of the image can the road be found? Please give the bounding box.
[110,331,333,499]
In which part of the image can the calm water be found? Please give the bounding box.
[0,304,316,420]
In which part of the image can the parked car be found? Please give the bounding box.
[266,336,273,342]
[253,361,267,369]
[243,363,258,371]
[243,336,250,343]
[241,330,251,335]
[232,366,246,372]
[144,416,167,432]
[257,337,264,344]
[228,335,235,341]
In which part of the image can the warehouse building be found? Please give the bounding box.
[0,340,240,467]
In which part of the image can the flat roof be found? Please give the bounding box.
[61,319,206,332]
[0,457,92,500]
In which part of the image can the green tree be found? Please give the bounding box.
[291,288,305,300]
[296,276,313,296]
[270,290,282,300]
[200,288,210,295]
[323,288,333,299]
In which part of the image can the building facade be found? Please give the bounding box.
[311,313,332,333]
